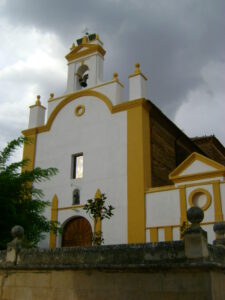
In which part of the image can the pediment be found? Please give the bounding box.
[65,43,106,61]
[169,152,225,183]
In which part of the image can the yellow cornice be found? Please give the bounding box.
[145,185,177,194]
[65,43,106,62]
[128,72,148,81]
[145,179,225,194]
[170,170,225,184]
[29,104,46,109]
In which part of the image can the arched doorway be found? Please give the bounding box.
[62,216,92,247]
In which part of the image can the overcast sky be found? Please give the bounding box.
[0,0,224,155]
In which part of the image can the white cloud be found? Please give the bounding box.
[0,19,67,150]
[174,61,225,144]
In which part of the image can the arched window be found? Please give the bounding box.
[75,64,89,90]
[73,189,80,205]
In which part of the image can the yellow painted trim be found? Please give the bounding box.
[170,170,225,183]
[169,152,225,180]
[146,180,225,194]
[29,104,46,109]
[74,104,85,117]
[213,181,224,222]
[178,179,222,189]
[49,194,58,248]
[65,43,106,62]
[48,95,65,103]
[67,52,105,66]
[179,186,187,225]
[128,72,148,81]
[188,188,211,211]
[146,221,218,231]
[145,185,177,194]
[94,188,102,235]
[150,228,158,243]
[94,218,101,235]
[127,101,151,243]
[201,221,219,226]
[112,98,148,113]
[48,80,124,104]
[21,133,37,172]
[146,224,180,230]
[23,93,148,137]
[164,226,173,241]
[23,90,113,136]
[58,204,84,211]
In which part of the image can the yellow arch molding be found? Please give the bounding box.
[23,90,113,136]
[22,90,148,137]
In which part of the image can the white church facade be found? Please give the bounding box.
[22,34,225,248]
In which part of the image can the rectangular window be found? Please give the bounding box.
[72,153,83,179]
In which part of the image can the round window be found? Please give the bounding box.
[188,188,211,211]
[74,105,85,117]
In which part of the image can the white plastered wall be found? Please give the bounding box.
[35,96,127,247]
[28,106,46,128]
[129,75,147,100]
[146,189,180,228]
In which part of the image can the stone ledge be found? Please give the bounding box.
[0,241,224,271]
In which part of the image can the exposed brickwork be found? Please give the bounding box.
[149,102,202,187]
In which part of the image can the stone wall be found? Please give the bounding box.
[1,268,225,300]
[0,242,225,300]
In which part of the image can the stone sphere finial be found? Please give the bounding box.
[213,222,225,246]
[187,206,204,225]
[213,222,225,235]
[11,225,24,239]
[113,72,118,79]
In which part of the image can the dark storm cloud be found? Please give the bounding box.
[1,0,225,119]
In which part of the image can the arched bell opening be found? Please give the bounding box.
[75,64,89,90]
[62,216,92,247]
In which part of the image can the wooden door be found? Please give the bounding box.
[62,217,92,247]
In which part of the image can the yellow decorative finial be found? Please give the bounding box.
[70,43,75,51]
[134,62,141,75]
[95,188,102,199]
[82,36,88,44]
[35,95,41,105]
[113,72,118,80]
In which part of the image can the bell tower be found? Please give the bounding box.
[65,33,106,93]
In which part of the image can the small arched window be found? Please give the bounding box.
[73,189,80,205]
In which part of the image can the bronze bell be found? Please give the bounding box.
[79,74,88,87]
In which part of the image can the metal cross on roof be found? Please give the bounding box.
[82,27,89,36]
